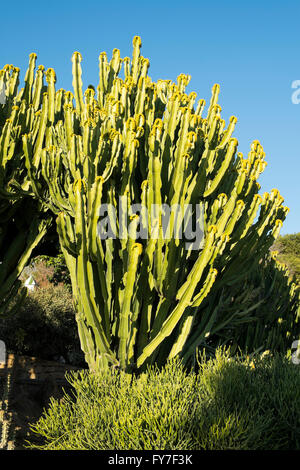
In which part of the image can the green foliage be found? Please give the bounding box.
[0,61,53,315]
[0,285,85,365]
[28,348,300,450]
[272,232,300,284]
[36,251,71,289]
[200,251,300,357]
[0,203,50,316]
[197,349,300,449]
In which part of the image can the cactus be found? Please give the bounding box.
[0,202,50,315]
[0,59,52,315]
[209,251,300,355]
[1,38,295,372]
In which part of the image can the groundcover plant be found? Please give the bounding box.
[27,349,300,450]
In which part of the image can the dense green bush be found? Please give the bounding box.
[0,285,85,366]
[27,348,300,450]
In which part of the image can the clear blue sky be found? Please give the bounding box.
[1,0,299,235]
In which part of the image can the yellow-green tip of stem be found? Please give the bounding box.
[45,68,56,83]
[132,243,143,255]
[208,225,217,234]
[133,36,142,47]
[72,51,82,61]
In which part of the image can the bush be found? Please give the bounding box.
[0,284,85,366]
[27,348,300,450]
[34,253,71,289]
[272,232,300,285]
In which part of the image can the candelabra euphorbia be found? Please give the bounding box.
[1,38,296,371]
[0,59,51,315]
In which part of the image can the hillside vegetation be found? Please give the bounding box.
[272,233,300,285]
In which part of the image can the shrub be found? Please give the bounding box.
[27,348,300,450]
[272,232,300,285]
[34,253,71,290]
[0,284,85,366]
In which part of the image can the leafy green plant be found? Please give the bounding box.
[35,251,71,289]
[27,348,300,450]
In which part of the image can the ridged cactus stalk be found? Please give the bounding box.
[0,59,51,315]
[7,38,294,372]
